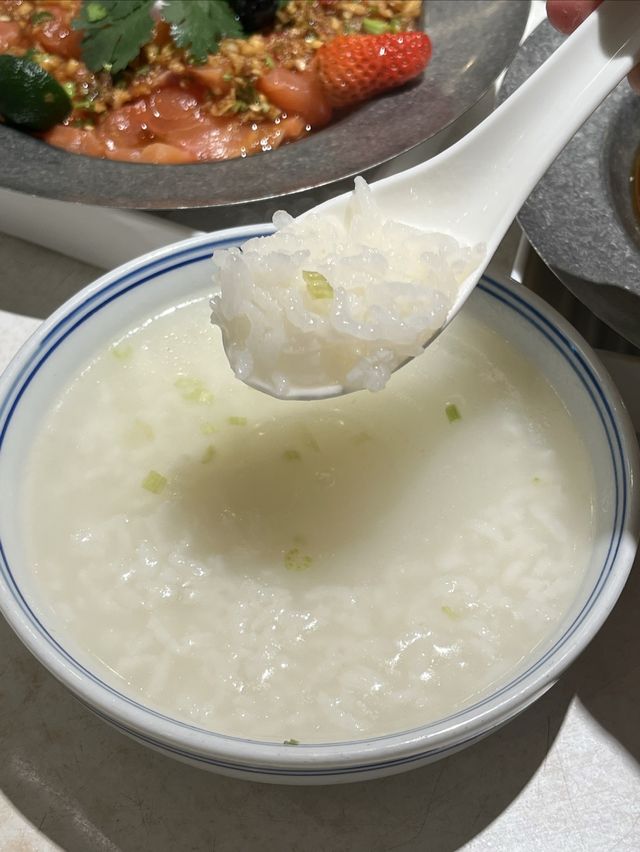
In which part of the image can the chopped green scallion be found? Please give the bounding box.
[303,270,334,300]
[62,81,76,99]
[86,2,108,23]
[441,605,460,620]
[283,449,301,461]
[142,470,167,494]
[362,17,390,34]
[200,421,217,435]
[110,342,133,361]
[283,738,300,746]
[228,416,247,426]
[31,10,54,25]
[201,444,216,464]
[175,376,214,404]
[445,403,461,423]
[284,547,313,571]
[264,55,275,69]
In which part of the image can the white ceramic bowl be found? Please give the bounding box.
[0,228,638,785]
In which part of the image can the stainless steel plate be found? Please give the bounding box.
[501,20,640,349]
[0,0,529,210]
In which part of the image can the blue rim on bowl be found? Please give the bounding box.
[0,228,638,782]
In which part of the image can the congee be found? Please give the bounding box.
[24,295,594,743]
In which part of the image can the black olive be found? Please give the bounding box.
[229,0,280,32]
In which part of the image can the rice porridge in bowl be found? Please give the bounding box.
[0,229,637,782]
[24,298,594,741]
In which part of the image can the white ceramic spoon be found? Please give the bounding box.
[243,0,640,400]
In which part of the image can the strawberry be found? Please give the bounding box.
[315,31,432,109]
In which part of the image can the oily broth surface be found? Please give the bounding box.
[24,297,594,742]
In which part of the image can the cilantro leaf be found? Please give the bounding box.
[72,0,155,74]
[163,0,244,64]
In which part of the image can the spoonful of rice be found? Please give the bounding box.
[211,0,640,401]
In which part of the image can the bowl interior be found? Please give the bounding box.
[0,231,636,774]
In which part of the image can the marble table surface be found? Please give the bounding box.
[0,229,639,852]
